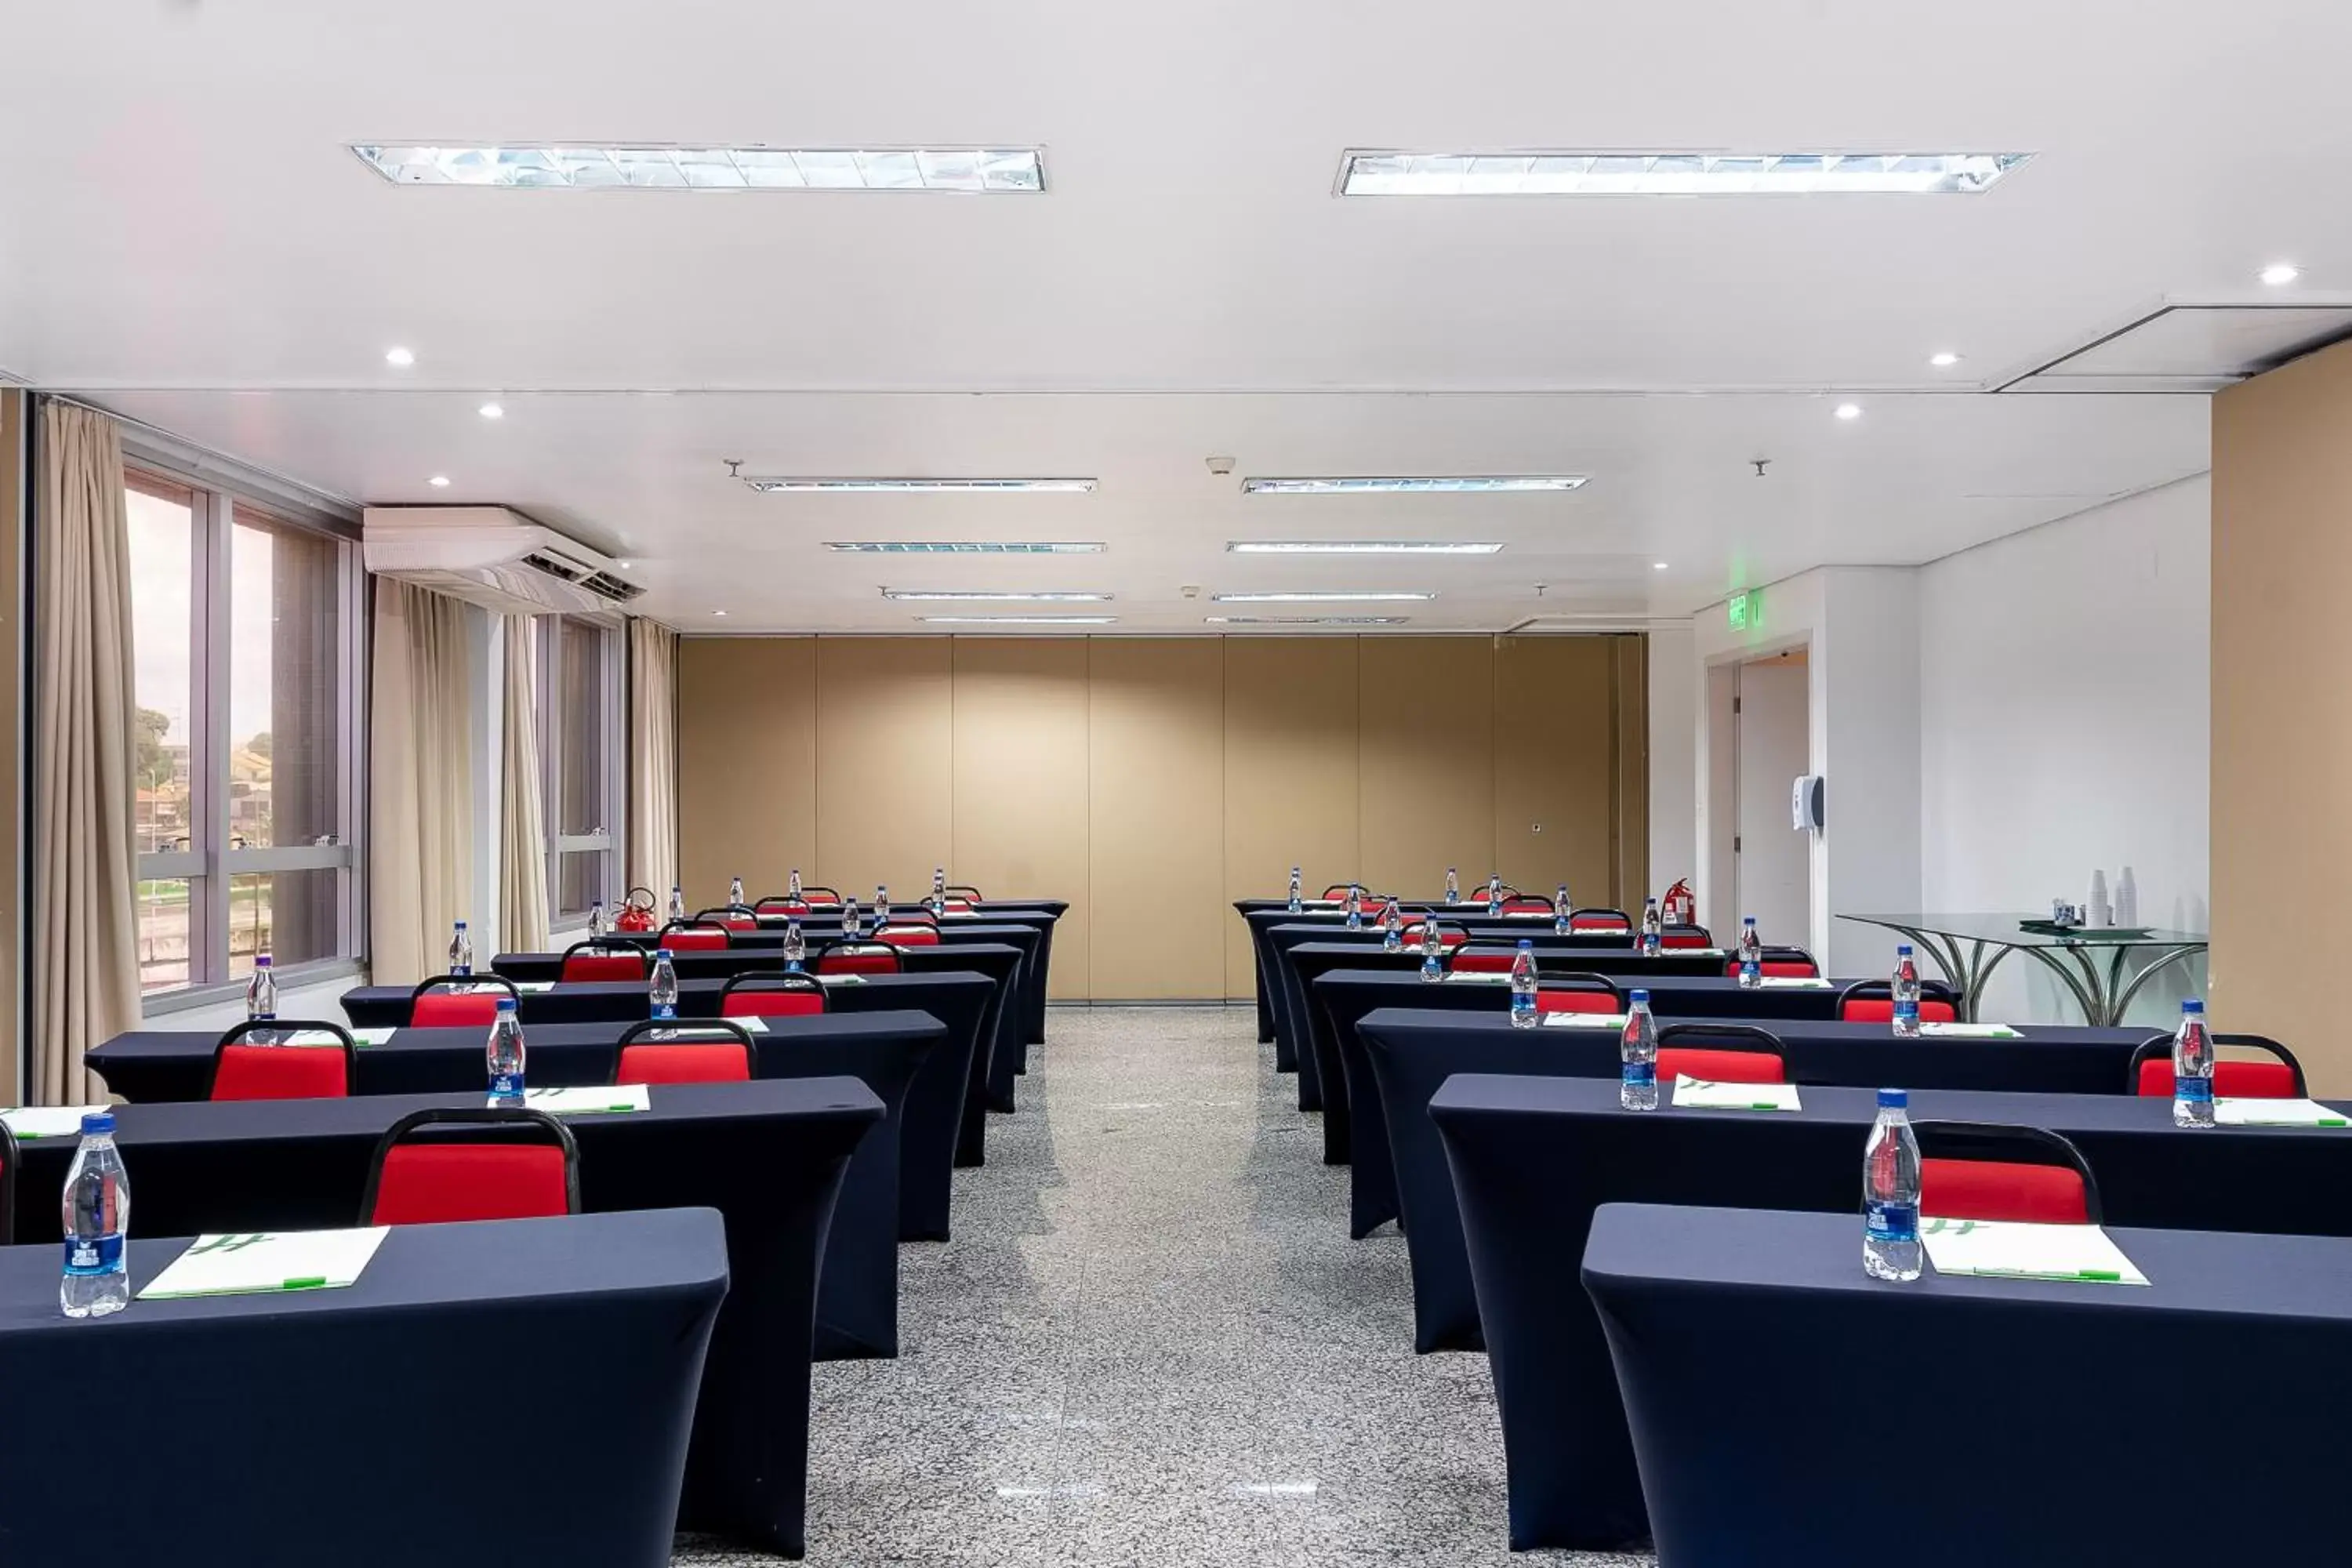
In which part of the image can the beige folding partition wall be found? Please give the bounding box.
[677,633,1649,1000]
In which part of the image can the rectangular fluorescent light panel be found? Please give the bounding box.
[917,615,1116,626]
[1240,476,1588,495]
[1341,151,2028,197]
[1211,591,1436,604]
[1226,540,1504,554]
[824,542,1106,555]
[748,477,1094,493]
[882,590,1111,602]
[353,144,1044,192]
[1207,616,1414,626]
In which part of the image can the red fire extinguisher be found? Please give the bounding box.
[613,885,659,933]
[1662,878,1696,928]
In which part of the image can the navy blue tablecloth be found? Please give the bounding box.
[344,967,1002,1174]
[0,1209,728,1567]
[1586,1203,2352,1564]
[1430,1073,2352,1550]
[89,1011,933,1318]
[5,1079,879,1554]
[1359,1008,2158,1338]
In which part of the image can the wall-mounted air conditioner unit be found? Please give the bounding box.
[361,506,644,618]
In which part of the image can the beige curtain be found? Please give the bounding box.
[499,616,551,952]
[368,580,474,985]
[31,403,141,1104]
[626,618,679,901]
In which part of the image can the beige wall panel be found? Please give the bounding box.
[1088,637,1225,998]
[1492,635,1621,909]
[1221,637,1361,996]
[815,637,955,902]
[1358,637,1495,896]
[1614,635,1651,908]
[953,638,1092,999]
[676,637,815,913]
[2212,339,2352,1091]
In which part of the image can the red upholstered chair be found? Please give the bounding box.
[658,920,731,953]
[1401,921,1470,950]
[2129,1033,2305,1099]
[560,940,648,983]
[1915,1121,2102,1225]
[360,1109,579,1226]
[816,941,904,976]
[1536,973,1624,1015]
[1655,1022,1788,1083]
[1447,944,1521,975]
[697,907,759,933]
[875,923,942,947]
[719,972,829,1019]
[1726,947,1819,978]
[0,1120,20,1245]
[209,1019,358,1102]
[944,884,985,905]
[1319,884,1358,901]
[1661,926,1715,949]
[409,974,520,1027]
[615,1018,755,1085]
[1837,979,1959,1025]
[1569,908,1633,932]
[1499,896,1555,916]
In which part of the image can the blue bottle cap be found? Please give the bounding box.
[495,996,517,1012]
[1630,988,1650,1004]
[1897,943,1913,955]
[1516,938,1533,949]
[80,1110,115,1137]
[657,947,674,959]
[1878,1087,1907,1109]
[2183,998,2205,1013]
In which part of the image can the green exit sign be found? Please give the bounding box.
[1727,590,1759,630]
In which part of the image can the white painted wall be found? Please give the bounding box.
[1918,476,2211,1025]
[1645,622,1697,899]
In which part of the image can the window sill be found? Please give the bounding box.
[140,956,367,1018]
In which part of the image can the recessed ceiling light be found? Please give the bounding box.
[351,144,1046,194]
[917,615,1117,626]
[1834,403,1864,421]
[1210,591,1436,604]
[1225,540,1504,554]
[384,346,416,368]
[2261,262,2302,286]
[1240,476,1587,495]
[616,560,633,568]
[823,541,1106,554]
[883,590,1112,602]
[747,476,1094,493]
[712,609,728,616]
[427,475,451,488]
[1652,561,1669,571]
[1206,615,1414,626]
[1339,151,2031,197]
[478,402,505,419]
[1929,351,1962,368]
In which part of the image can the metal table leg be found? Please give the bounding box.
[2022,942,2207,1028]
[1874,924,2013,1024]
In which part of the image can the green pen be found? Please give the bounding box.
[281,1276,328,1291]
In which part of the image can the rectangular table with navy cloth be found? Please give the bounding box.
[739,902,1063,1051]
[1428,1073,2352,1550]
[1584,1203,2352,1565]
[87,1012,932,1352]
[5,1079,880,1555]
[1305,967,1862,1164]
[0,1208,728,1568]
[345,965,1004,1176]
[1358,1007,2160,1337]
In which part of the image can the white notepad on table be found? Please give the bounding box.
[1541,1012,1630,1029]
[1918,1022,2024,1040]
[512,1083,650,1116]
[2215,1098,2350,1128]
[1670,1077,1802,1112]
[278,1028,396,1047]
[139,1227,390,1301]
[0,1105,108,1140]
[513,981,557,993]
[1440,973,1510,985]
[1757,976,1834,990]
[817,974,867,986]
[1922,1218,2148,1285]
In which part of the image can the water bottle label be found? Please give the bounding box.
[64,1233,124,1277]
[1740,961,1758,984]
[653,1004,677,1020]
[2176,1075,2213,1105]
[1894,1000,1919,1025]
[1621,1062,1656,1089]
[451,964,471,977]
[1865,1201,1920,1244]
[488,1071,524,1101]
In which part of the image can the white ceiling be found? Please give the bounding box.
[5,0,2329,630]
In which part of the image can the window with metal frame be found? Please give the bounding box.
[539,614,625,920]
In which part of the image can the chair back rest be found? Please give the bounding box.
[1499,896,1554,915]
[0,1120,19,1245]
[2129,1032,2306,1098]
[1835,978,1958,1024]
[658,920,731,952]
[209,1019,357,1102]
[1568,908,1632,931]
[1660,926,1715,949]
[815,941,903,976]
[1727,946,1819,978]
[1401,922,1469,949]
[1447,945,1519,975]
[944,884,985,904]
[560,940,648,983]
[1914,1120,2101,1225]
[614,1019,755,1085]
[874,923,942,946]
[361,1109,579,1225]
[1535,975,1622,1014]
[1655,1023,1788,1083]
[718,973,830,1018]
[409,974,519,1027]
[696,907,759,932]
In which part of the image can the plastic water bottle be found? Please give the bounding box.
[1445,867,1461,906]
[1419,922,1443,983]
[931,866,947,913]
[842,892,862,938]
[1891,945,1923,1037]
[1737,918,1762,989]
[875,885,890,928]
[1287,866,1303,914]
[60,1112,131,1318]
[1553,886,1572,935]
[1486,873,1503,915]
[1509,940,1538,1029]
[728,875,746,909]
[1863,1088,1924,1282]
[1639,898,1663,956]
[245,953,278,1022]
[650,949,679,1020]
[1621,990,1658,1109]
[448,919,474,976]
[587,898,608,938]
[667,885,685,923]
[2172,998,2214,1128]
[782,919,806,971]
[788,867,803,901]
[1345,884,1363,931]
[486,996,526,1104]
[1381,898,1404,952]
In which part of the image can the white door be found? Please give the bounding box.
[1734,657,1811,949]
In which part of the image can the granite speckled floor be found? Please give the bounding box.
[674,1004,1653,1566]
